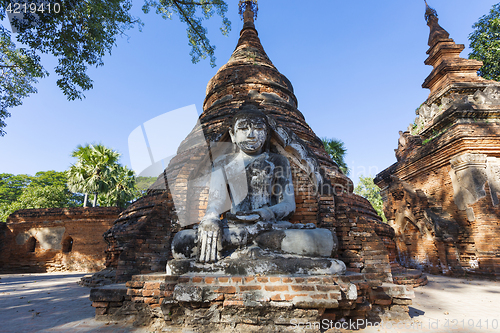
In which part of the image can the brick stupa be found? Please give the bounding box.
[88,2,415,329]
[375,3,500,278]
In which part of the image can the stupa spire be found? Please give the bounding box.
[424,0,450,47]
[239,0,258,30]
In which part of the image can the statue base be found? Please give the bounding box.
[90,271,415,332]
[167,247,346,276]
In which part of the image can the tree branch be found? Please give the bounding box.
[172,1,212,52]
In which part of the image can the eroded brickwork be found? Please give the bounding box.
[0,207,119,273]
[376,7,500,278]
[90,273,414,332]
[98,4,395,288]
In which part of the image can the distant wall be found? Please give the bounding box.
[0,207,120,273]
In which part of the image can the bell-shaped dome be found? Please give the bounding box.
[199,2,335,171]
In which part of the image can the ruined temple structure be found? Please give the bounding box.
[375,3,500,278]
[0,207,120,273]
[89,2,417,330]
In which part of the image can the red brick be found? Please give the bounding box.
[127,289,143,296]
[144,297,159,304]
[256,277,269,283]
[213,286,236,294]
[125,281,144,288]
[264,285,289,292]
[310,293,329,300]
[217,277,229,283]
[291,285,314,292]
[316,285,340,292]
[269,277,281,283]
[330,292,342,300]
[192,277,203,283]
[223,300,244,307]
[205,277,216,284]
[306,277,320,283]
[271,294,283,301]
[144,282,161,290]
[142,289,160,297]
[244,277,254,283]
[284,293,308,301]
[240,285,262,291]
[231,277,243,283]
[92,301,109,308]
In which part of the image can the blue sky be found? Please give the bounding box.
[1,0,498,184]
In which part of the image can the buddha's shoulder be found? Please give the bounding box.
[267,153,290,166]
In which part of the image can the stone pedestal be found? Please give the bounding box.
[90,272,414,332]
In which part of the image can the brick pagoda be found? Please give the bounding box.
[375,3,500,278]
[89,2,416,330]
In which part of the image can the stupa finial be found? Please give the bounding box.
[239,0,258,23]
[424,0,438,23]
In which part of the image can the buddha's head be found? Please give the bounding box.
[229,103,270,155]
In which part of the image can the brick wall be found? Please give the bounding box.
[0,207,120,273]
[90,272,414,331]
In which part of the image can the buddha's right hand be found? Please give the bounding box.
[197,217,223,263]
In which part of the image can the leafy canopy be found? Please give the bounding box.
[0,0,231,136]
[354,176,386,222]
[0,171,83,222]
[469,3,500,81]
[322,137,349,175]
[67,143,137,208]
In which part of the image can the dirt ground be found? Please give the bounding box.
[0,272,499,332]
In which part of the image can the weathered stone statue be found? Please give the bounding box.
[169,104,346,275]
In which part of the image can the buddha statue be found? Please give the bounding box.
[168,104,345,275]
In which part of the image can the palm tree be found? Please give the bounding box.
[67,161,91,207]
[67,144,120,207]
[322,138,349,175]
[99,166,137,208]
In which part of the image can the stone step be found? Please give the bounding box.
[393,269,428,287]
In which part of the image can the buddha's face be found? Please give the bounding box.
[230,117,268,155]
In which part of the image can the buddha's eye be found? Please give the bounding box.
[236,120,250,129]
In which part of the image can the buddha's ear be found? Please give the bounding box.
[228,128,235,143]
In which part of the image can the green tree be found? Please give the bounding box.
[322,138,349,175]
[98,165,137,208]
[0,173,32,205]
[136,176,157,193]
[0,0,231,136]
[67,143,139,208]
[469,3,500,81]
[0,171,79,205]
[67,144,121,207]
[0,184,80,222]
[0,27,47,136]
[354,176,386,222]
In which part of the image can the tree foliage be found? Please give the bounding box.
[0,27,47,136]
[0,0,231,135]
[67,143,137,208]
[469,3,500,81]
[322,137,349,175]
[136,176,157,192]
[0,171,83,222]
[97,165,137,208]
[354,176,386,222]
[143,0,230,67]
